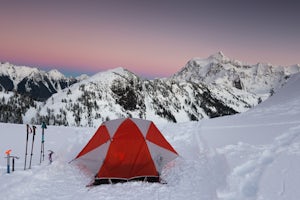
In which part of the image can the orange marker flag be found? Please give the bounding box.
[5,149,12,155]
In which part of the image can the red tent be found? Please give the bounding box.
[74,118,178,184]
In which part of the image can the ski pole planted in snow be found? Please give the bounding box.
[11,156,19,172]
[5,149,12,173]
[24,124,32,170]
[40,122,47,164]
[29,125,36,169]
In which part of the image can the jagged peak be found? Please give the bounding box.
[208,51,230,62]
[47,69,66,80]
[0,62,42,78]
[185,51,231,67]
[210,51,224,58]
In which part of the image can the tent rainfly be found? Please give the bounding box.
[73,118,178,185]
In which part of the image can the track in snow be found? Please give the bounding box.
[217,125,300,200]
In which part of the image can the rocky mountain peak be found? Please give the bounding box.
[208,51,227,61]
[47,69,66,80]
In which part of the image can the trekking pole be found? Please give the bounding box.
[40,139,44,164]
[29,125,36,169]
[24,124,32,170]
[40,122,47,164]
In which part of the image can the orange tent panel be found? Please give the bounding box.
[98,119,157,178]
[146,122,178,154]
[76,125,110,158]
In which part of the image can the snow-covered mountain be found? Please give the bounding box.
[1,53,299,126]
[173,51,299,96]
[0,71,299,200]
[0,62,79,101]
[24,67,258,126]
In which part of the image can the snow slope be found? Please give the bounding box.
[0,73,300,200]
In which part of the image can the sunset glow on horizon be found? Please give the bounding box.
[1,1,299,78]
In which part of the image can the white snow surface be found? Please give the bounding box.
[1,72,300,200]
[47,69,67,80]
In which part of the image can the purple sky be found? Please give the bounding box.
[0,0,299,78]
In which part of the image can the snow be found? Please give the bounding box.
[1,73,300,200]
[47,69,66,80]
[284,64,300,75]
[76,74,89,81]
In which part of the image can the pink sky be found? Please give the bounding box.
[0,1,299,78]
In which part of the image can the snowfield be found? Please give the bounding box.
[0,72,300,200]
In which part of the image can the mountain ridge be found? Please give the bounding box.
[173,52,300,96]
[0,62,79,100]
[1,53,299,126]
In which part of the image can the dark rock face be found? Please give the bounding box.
[0,75,14,91]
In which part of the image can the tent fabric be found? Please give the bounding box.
[74,118,178,183]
